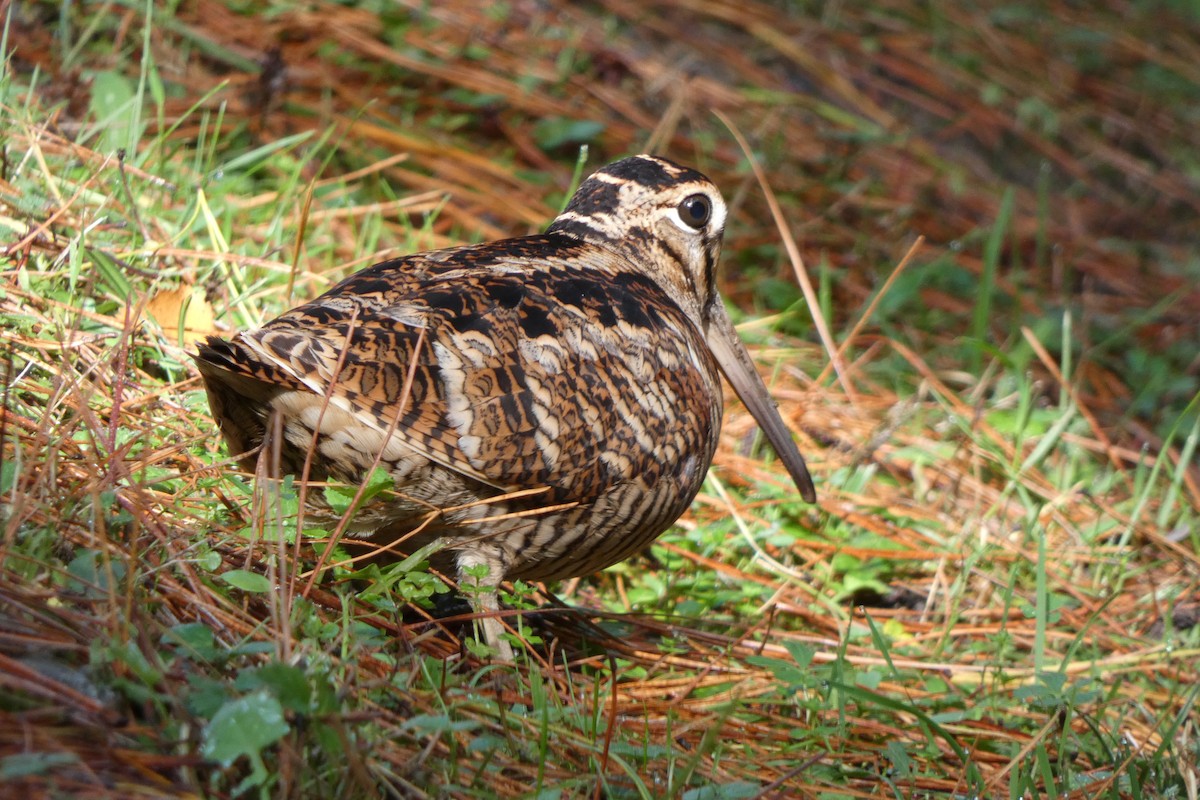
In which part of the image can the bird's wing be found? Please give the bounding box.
[198,236,720,502]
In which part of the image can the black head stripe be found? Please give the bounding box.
[597,155,705,189]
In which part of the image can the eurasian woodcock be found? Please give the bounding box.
[196,155,816,659]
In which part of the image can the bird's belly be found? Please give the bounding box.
[345,439,712,584]
[504,454,708,581]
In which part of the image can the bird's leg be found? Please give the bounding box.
[456,551,514,662]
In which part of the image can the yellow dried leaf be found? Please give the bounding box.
[144,286,217,347]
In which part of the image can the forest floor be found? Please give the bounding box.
[2,1,1198,797]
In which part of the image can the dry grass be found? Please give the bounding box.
[2,1,1198,797]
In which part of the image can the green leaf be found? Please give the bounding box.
[217,130,314,176]
[532,117,605,150]
[783,640,816,670]
[111,639,163,687]
[220,569,272,593]
[829,552,861,572]
[165,622,221,662]
[402,714,482,734]
[856,669,884,689]
[185,675,231,719]
[236,663,312,714]
[66,550,127,597]
[0,461,16,494]
[88,70,141,153]
[681,782,761,800]
[197,548,222,571]
[0,752,80,780]
[745,654,809,688]
[86,247,133,299]
[885,740,912,777]
[202,690,289,768]
[322,466,394,515]
[841,571,890,596]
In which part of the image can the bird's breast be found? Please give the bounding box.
[425,262,723,509]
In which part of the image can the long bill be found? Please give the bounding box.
[704,303,817,503]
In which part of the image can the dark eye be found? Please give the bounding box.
[678,194,711,229]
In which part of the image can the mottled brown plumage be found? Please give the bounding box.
[196,155,815,659]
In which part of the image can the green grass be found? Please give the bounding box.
[2,1,1199,798]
